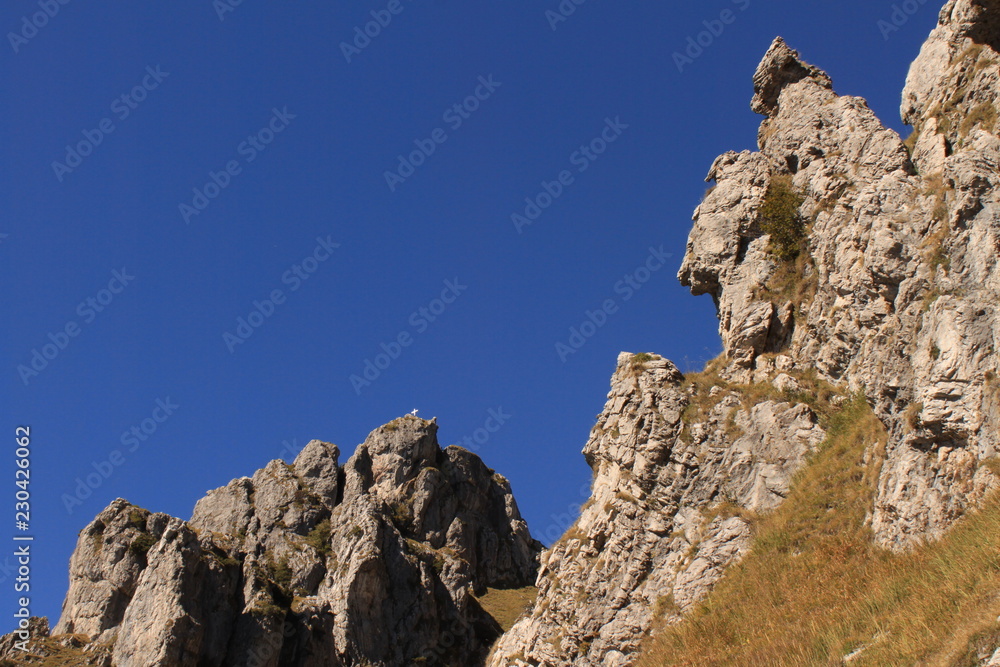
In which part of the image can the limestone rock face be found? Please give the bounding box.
[53,417,541,667]
[39,4,1000,667]
[490,4,1000,665]
[54,501,171,639]
[487,353,824,667]
[679,8,999,551]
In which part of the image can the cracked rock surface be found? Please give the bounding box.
[490,3,1000,665]
[488,354,824,666]
[53,416,541,667]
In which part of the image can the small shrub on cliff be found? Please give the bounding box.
[127,509,147,531]
[758,175,806,261]
[904,402,924,432]
[389,501,413,533]
[272,557,293,590]
[630,353,656,374]
[305,519,332,555]
[128,534,157,564]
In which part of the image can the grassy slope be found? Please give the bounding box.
[639,395,1000,667]
[478,586,539,633]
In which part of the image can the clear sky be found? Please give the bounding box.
[2,0,940,625]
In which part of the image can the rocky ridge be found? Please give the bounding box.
[490,1,1000,665]
[5,2,1000,666]
[680,3,1000,551]
[487,355,830,666]
[32,416,541,666]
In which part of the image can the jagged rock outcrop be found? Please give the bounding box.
[32,4,1000,667]
[491,2,1000,665]
[53,416,542,666]
[680,3,999,550]
[0,616,113,665]
[488,353,826,666]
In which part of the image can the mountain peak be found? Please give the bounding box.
[45,417,541,665]
[751,36,834,117]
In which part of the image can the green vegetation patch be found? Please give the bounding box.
[128,533,157,564]
[758,175,807,261]
[305,518,333,555]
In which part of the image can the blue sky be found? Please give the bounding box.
[2,0,939,625]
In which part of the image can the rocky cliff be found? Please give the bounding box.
[487,354,830,666]
[489,1,1000,665]
[32,416,541,666]
[680,4,1000,551]
[6,2,1000,666]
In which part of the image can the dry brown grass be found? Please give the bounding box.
[638,395,1000,667]
[923,172,954,225]
[904,401,924,432]
[678,357,842,446]
[677,355,731,442]
[478,586,539,632]
[1,634,105,666]
[959,102,998,138]
[758,250,819,316]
